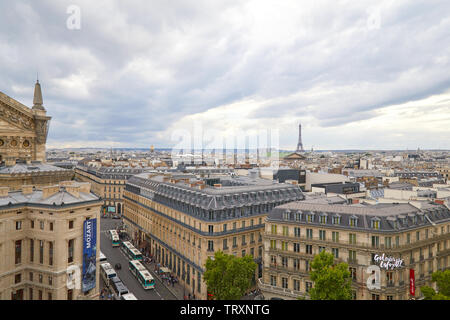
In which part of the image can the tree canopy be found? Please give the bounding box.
[203,251,257,300]
[421,269,450,300]
[309,250,352,300]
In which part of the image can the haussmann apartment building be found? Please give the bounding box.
[122,171,305,299]
[260,196,450,300]
[0,181,102,300]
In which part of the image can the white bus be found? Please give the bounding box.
[108,230,121,247]
[120,293,138,300]
[111,280,129,299]
[128,260,155,289]
[100,262,117,286]
[120,241,143,261]
[99,251,107,262]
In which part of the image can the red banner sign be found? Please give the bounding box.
[409,269,415,296]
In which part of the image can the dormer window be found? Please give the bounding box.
[349,216,358,227]
[332,215,341,225]
[371,218,381,230]
[319,214,327,224]
[294,211,302,221]
[283,211,290,221]
[306,213,314,223]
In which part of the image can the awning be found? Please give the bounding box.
[160,267,171,273]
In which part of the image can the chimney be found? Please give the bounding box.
[22,185,34,195]
[42,186,60,199]
[5,158,16,167]
[59,181,74,187]
[213,184,222,188]
[198,184,206,190]
[78,182,91,193]
[65,186,80,198]
[0,187,9,197]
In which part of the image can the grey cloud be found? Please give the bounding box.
[0,0,449,148]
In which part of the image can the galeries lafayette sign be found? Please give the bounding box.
[373,253,403,270]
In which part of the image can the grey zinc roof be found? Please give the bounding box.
[0,162,69,174]
[127,172,304,210]
[76,164,150,179]
[268,200,450,232]
[0,188,99,207]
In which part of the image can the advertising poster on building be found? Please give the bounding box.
[82,218,97,293]
[409,269,415,296]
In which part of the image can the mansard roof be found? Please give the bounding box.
[127,172,304,210]
[268,200,450,232]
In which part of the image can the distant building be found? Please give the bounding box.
[311,182,360,195]
[283,152,306,162]
[75,164,148,215]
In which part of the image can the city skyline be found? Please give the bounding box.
[1,1,450,150]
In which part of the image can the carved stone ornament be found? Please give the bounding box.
[0,100,35,130]
[35,119,49,144]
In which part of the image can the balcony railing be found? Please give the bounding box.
[257,278,308,299]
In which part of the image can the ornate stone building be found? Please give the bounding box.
[0,80,50,164]
[0,81,73,190]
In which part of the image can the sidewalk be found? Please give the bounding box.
[143,260,195,300]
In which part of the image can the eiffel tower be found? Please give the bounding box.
[296,123,305,152]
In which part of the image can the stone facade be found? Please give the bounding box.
[75,164,147,215]
[0,182,102,300]
[260,200,450,300]
[0,88,50,165]
[123,172,304,299]
[0,83,73,191]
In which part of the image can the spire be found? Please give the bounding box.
[33,78,45,110]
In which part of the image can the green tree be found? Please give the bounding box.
[309,250,352,300]
[203,251,257,300]
[420,270,450,300]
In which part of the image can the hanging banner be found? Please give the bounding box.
[409,269,415,296]
[82,218,97,293]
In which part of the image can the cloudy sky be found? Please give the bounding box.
[1,0,449,150]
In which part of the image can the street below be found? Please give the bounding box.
[99,217,178,300]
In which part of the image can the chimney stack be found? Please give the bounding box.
[42,186,60,199]
[22,185,34,195]
[0,187,9,197]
